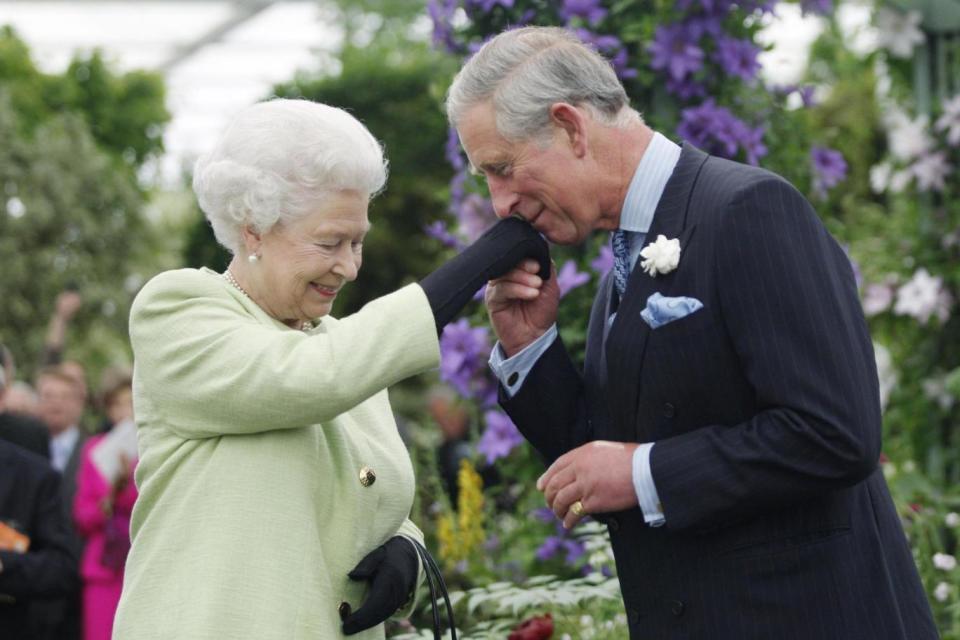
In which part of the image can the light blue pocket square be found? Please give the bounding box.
[641,292,704,329]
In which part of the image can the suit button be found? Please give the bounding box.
[663,403,676,418]
[669,599,685,617]
[338,601,352,620]
[608,516,620,532]
[507,372,519,386]
[628,608,642,624]
[359,466,376,487]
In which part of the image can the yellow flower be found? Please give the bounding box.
[436,458,486,569]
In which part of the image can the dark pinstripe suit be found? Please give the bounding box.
[502,145,939,638]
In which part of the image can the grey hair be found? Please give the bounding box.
[446,27,639,141]
[193,98,388,254]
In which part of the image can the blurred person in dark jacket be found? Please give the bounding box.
[0,346,50,458]
[0,438,80,638]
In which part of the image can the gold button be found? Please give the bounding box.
[338,601,352,620]
[359,466,376,487]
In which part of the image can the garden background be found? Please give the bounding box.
[0,0,958,637]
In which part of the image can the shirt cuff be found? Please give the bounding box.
[632,443,665,527]
[488,325,558,399]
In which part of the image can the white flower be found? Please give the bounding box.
[875,8,925,58]
[5,196,25,218]
[639,234,681,277]
[936,95,960,146]
[874,343,896,412]
[923,377,955,411]
[869,162,892,194]
[933,553,957,571]
[889,169,913,193]
[894,269,946,324]
[912,152,951,192]
[862,283,894,316]
[934,581,952,602]
[945,512,960,527]
[887,110,932,162]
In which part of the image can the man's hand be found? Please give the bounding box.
[537,441,640,529]
[54,290,82,320]
[485,259,560,356]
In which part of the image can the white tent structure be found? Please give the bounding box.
[0,0,839,186]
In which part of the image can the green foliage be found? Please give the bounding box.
[0,94,144,376]
[0,27,169,381]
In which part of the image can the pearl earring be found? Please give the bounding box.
[248,253,260,264]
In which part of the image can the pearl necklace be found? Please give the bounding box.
[222,270,315,332]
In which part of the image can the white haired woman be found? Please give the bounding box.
[112,99,548,639]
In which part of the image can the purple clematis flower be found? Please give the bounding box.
[477,410,524,464]
[682,15,724,40]
[591,244,614,276]
[424,221,463,250]
[561,0,608,25]
[456,193,498,243]
[810,146,847,198]
[800,0,833,16]
[427,0,461,53]
[445,127,465,171]
[677,100,766,164]
[648,24,705,82]
[466,0,515,11]
[557,260,591,298]
[440,319,492,400]
[666,76,708,100]
[713,36,761,82]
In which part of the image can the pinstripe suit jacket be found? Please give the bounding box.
[502,145,938,639]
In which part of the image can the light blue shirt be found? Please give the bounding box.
[50,425,79,473]
[489,132,682,527]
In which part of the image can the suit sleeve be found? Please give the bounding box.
[129,272,440,439]
[651,177,881,531]
[500,334,592,464]
[0,467,79,598]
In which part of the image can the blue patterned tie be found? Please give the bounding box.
[612,229,631,299]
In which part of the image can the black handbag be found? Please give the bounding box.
[409,539,457,640]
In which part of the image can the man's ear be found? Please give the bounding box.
[549,103,588,158]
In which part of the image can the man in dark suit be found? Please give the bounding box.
[448,27,938,639]
[34,365,87,640]
[0,360,51,459]
[0,439,80,638]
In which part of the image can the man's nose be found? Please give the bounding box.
[489,182,519,219]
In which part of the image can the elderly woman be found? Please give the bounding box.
[112,99,548,639]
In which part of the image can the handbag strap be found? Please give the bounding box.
[409,538,457,640]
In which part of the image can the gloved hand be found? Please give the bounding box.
[420,217,551,332]
[341,536,419,635]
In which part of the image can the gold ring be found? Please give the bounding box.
[570,500,585,517]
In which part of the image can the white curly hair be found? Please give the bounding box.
[193,98,388,254]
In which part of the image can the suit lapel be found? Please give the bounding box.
[604,144,709,437]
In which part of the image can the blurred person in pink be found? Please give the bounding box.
[73,375,137,640]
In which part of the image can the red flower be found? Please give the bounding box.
[508,613,554,640]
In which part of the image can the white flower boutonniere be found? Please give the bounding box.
[639,234,681,277]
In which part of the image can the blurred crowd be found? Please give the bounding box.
[1,290,138,640]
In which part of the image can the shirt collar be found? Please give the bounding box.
[52,425,79,453]
[618,132,682,233]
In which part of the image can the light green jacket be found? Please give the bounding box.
[113,268,440,639]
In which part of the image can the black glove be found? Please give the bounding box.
[420,217,551,332]
[341,536,419,635]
